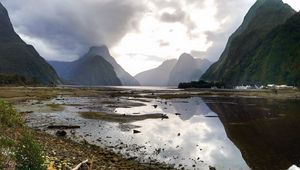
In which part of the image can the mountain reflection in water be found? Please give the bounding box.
[203,97,300,170]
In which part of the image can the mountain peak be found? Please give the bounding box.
[178,53,194,61]
[85,45,139,85]
[89,45,108,51]
[0,2,7,12]
[88,45,110,58]
[0,2,20,42]
[0,2,61,85]
[202,0,296,86]
[255,0,283,6]
[257,0,282,3]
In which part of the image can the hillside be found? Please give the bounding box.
[135,59,177,86]
[201,0,296,86]
[0,3,60,85]
[168,53,212,86]
[86,46,140,86]
[49,48,122,86]
[135,54,212,86]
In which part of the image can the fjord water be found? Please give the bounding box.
[22,91,300,169]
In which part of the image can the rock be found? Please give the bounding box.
[209,166,216,170]
[112,157,119,162]
[70,130,76,135]
[152,105,158,108]
[161,114,169,119]
[177,133,181,136]
[133,130,141,134]
[56,130,67,137]
[175,113,181,115]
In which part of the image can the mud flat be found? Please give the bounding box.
[1,86,300,169]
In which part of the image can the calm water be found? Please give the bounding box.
[18,92,300,170]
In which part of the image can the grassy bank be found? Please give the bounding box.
[0,100,45,169]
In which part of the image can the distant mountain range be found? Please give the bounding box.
[135,53,212,86]
[0,3,60,85]
[49,48,121,86]
[50,46,139,86]
[1,0,299,87]
[202,0,299,86]
[134,59,177,86]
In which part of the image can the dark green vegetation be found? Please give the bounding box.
[0,3,60,85]
[0,73,40,85]
[242,12,300,86]
[178,80,225,89]
[205,97,300,170]
[50,52,122,85]
[202,0,298,86]
[0,100,46,169]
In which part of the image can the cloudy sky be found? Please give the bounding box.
[1,0,299,75]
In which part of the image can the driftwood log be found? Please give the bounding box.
[72,159,89,170]
[47,125,80,129]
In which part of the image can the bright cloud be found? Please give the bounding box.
[1,0,299,75]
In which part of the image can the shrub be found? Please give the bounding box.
[0,100,46,169]
[178,80,226,89]
[15,132,46,170]
[0,135,16,169]
[0,100,23,127]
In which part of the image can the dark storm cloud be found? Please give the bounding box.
[1,0,145,60]
[0,0,256,63]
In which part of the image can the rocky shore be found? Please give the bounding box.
[0,86,299,169]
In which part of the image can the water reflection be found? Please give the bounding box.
[203,97,300,170]
[22,95,300,170]
[116,97,249,169]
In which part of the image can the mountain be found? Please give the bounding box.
[201,0,296,86]
[167,53,212,86]
[85,46,140,86]
[135,54,212,86]
[0,3,60,85]
[135,59,177,86]
[49,48,122,86]
[236,12,300,85]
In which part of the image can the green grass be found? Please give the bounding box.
[0,99,46,169]
[0,100,23,127]
[46,103,65,111]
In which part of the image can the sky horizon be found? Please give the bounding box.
[1,0,300,76]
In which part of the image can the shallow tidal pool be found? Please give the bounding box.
[17,92,300,170]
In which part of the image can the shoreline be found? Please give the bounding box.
[1,86,299,169]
